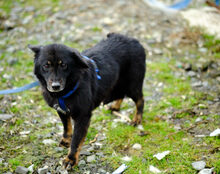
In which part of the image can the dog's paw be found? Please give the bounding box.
[63,156,78,170]
[131,118,142,127]
[59,137,71,148]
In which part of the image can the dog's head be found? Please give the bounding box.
[29,44,89,93]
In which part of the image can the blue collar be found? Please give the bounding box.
[58,81,79,111]
[57,55,101,112]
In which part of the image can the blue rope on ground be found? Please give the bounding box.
[169,0,192,10]
[146,0,192,10]
[0,81,40,95]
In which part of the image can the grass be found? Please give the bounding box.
[0,0,220,173]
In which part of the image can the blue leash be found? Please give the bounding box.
[145,0,219,10]
[0,81,40,95]
[146,0,192,10]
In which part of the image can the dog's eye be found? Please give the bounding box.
[60,63,67,69]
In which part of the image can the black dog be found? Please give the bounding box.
[29,33,146,168]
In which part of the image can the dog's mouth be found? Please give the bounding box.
[47,81,65,92]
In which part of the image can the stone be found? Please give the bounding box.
[137,125,144,130]
[198,168,214,174]
[198,48,207,53]
[121,156,132,162]
[153,151,170,160]
[132,143,142,150]
[195,117,202,123]
[187,71,197,77]
[3,74,12,80]
[192,161,206,170]
[38,166,48,174]
[28,164,34,173]
[15,166,29,174]
[80,150,91,156]
[98,168,106,173]
[153,48,163,55]
[112,164,128,174]
[54,147,63,152]
[192,81,203,87]
[7,58,18,65]
[0,114,13,121]
[42,139,56,145]
[78,160,86,166]
[149,165,161,173]
[209,128,220,137]
[87,155,96,163]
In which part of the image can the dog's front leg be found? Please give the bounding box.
[57,112,72,148]
[63,115,91,168]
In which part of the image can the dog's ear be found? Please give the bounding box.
[28,45,42,55]
[71,49,89,69]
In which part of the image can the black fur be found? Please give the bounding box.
[30,33,146,167]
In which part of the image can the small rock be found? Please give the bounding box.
[153,151,170,160]
[78,160,86,166]
[112,164,128,174]
[87,155,96,163]
[137,125,144,130]
[153,48,163,55]
[80,150,91,156]
[210,128,220,137]
[149,165,161,173]
[132,143,142,150]
[54,147,63,152]
[15,166,29,174]
[19,131,31,135]
[3,74,12,80]
[198,168,214,174]
[174,125,181,130]
[3,20,15,30]
[22,15,33,25]
[192,81,203,87]
[192,161,206,170]
[98,168,106,173]
[38,166,48,174]
[7,58,18,65]
[42,139,56,145]
[28,164,34,173]
[187,71,197,77]
[195,135,206,138]
[25,6,35,12]
[195,117,202,123]
[121,156,132,162]
[0,114,13,121]
[198,47,207,53]
[96,152,104,157]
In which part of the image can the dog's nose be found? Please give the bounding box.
[52,82,61,90]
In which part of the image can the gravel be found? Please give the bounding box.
[15,166,29,174]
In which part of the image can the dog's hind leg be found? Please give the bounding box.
[132,96,144,126]
[110,98,123,111]
[58,112,72,148]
